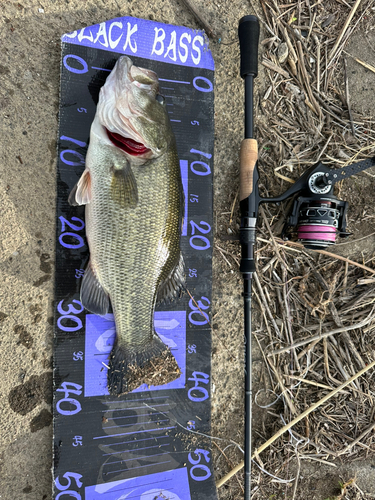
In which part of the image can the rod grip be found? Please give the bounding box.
[238,15,260,78]
[240,138,258,201]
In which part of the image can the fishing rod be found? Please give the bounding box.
[237,14,375,499]
[238,14,260,500]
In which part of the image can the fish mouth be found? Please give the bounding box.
[106,128,151,156]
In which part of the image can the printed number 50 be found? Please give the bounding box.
[55,471,82,499]
[188,449,211,482]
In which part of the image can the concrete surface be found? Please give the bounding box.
[1,1,375,500]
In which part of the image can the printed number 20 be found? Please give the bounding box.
[189,221,211,251]
[59,216,85,250]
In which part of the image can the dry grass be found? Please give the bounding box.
[215,0,375,497]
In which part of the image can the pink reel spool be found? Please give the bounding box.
[297,224,337,247]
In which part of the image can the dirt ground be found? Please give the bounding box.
[1,1,375,499]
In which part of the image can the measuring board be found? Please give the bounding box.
[54,16,216,500]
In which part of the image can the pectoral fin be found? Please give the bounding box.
[156,253,185,304]
[80,261,109,316]
[68,169,92,206]
[110,163,138,208]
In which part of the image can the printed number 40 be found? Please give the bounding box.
[56,382,82,416]
[188,371,209,402]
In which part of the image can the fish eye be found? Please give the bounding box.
[156,94,165,105]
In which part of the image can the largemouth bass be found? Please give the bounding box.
[69,56,184,395]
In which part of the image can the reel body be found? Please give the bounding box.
[282,193,350,250]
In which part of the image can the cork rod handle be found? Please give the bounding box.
[240,138,258,201]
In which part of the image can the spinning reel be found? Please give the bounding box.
[279,158,375,249]
[241,157,375,264]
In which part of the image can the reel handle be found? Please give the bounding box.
[239,15,260,78]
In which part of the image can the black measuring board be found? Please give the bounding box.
[53,17,217,500]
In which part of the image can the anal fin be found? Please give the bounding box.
[156,252,185,304]
[80,261,109,316]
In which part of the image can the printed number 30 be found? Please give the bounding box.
[188,296,210,326]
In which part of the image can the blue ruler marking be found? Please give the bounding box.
[84,311,186,397]
[85,467,191,499]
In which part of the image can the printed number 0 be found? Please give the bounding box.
[193,76,213,93]
[190,465,211,482]
[63,54,88,74]
[190,160,210,176]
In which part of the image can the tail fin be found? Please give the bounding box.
[107,335,181,395]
